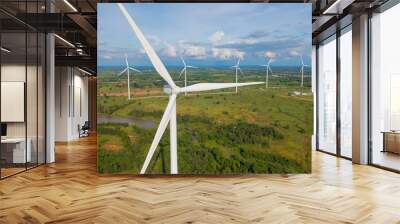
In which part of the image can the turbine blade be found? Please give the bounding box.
[182,82,263,93]
[117,68,128,76]
[269,67,273,73]
[140,95,177,174]
[125,54,129,67]
[129,67,141,73]
[118,3,176,88]
[186,65,197,69]
[180,56,186,67]
[238,68,244,75]
[179,68,185,78]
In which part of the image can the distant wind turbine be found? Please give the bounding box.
[117,54,141,100]
[300,55,309,92]
[179,56,198,96]
[231,58,243,94]
[260,58,273,88]
[117,3,263,174]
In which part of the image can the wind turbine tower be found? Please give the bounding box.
[231,58,243,94]
[179,56,198,96]
[117,54,141,100]
[300,55,309,94]
[261,58,273,88]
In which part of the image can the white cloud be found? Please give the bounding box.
[103,55,112,60]
[211,48,245,60]
[265,51,277,58]
[163,45,178,57]
[209,31,225,44]
[181,45,207,59]
[209,31,264,47]
[257,51,277,59]
[289,50,301,56]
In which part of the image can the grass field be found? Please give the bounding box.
[97,68,313,174]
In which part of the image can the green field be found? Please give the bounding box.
[97,68,313,174]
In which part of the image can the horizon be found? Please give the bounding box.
[97,64,312,73]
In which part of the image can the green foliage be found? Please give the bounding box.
[97,68,313,174]
[216,122,283,145]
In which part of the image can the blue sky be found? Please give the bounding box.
[98,3,311,67]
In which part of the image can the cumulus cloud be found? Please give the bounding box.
[182,45,207,58]
[289,49,301,56]
[209,31,225,44]
[163,45,178,57]
[257,51,277,59]
[211,48,245,60]
[265,51,277,58]
[208,31,262,47]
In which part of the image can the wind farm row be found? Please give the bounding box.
[114,54,310,100]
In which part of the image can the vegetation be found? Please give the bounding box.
[97,67,313,174]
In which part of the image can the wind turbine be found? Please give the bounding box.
[117,3,263,175]
[179,56,198,96]
[231,58,243,94]
[260,58,273,88]
[117,54,141,100]
[299,55,309,94]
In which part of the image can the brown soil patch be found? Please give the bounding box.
[104,143,123,152]
[99,88,163,97]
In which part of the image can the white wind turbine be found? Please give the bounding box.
[231,58,243,94]
[260,58,273,88]
[179,56,198,96]
[117,54,141,100]
[299,55,309,93]
[117,3,263,174]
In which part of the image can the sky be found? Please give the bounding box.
[98,3,312,67]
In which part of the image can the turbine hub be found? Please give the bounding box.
[163,85,180,95]
[163,85,172,94]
